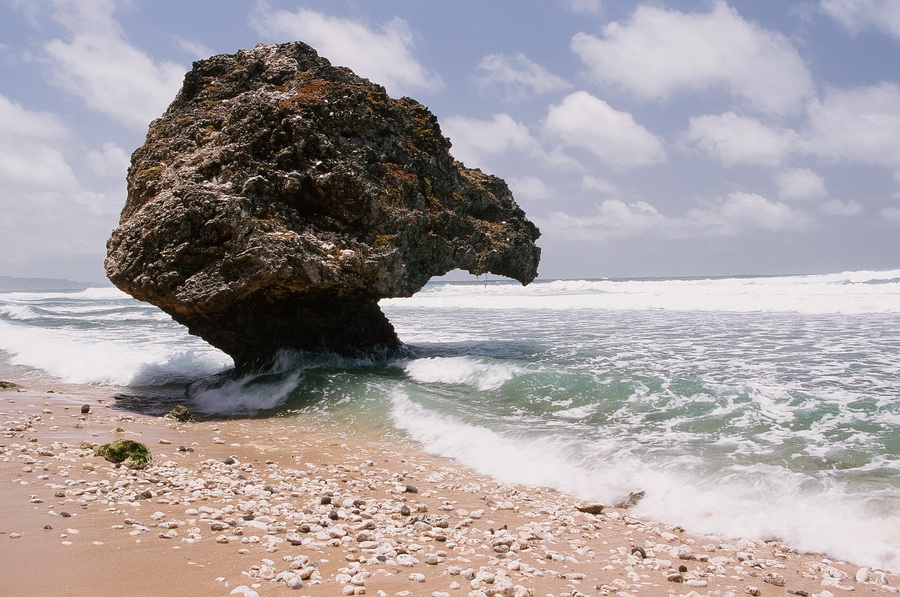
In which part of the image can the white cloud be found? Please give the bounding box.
[686,112,798,167]
[508,176,556,203]
[476,52,570,100]
[595,199,666,236]
[443,113,540,166]
[177,37,215,60]
[0,144,78,190]
[775,168,827,201]
[37,0,185,130]
[544,191,811,240]
[880,207,900,221]
[581,175,618,196]
[251,6,442,97]
[0,94,119,271]
[0,95,70,138]
[803,83,900,167]
[571,1,813,114]
[821,0,900,38]
[544,199,665,240]
[544,91,665,169]
[564,0,603,15]
[0,92,121,278]
[822,199,864,216]
[0,94,77,190]
[86,142,130,178]
[687,192,813,235]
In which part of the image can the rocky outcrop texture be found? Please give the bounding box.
[106,42,540,370]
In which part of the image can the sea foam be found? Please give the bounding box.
[390,388,900,572]
[401,356,527,391]
[382,269,900,314]
[0,319,229,386]
[3,271,898,573]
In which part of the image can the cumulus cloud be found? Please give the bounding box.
[571,1,813,114]
[687,192,813,235]
[177,37,215,60]
[0,92,118,281]
[822,199,864,216]
[35,0,185,130]
[544,91,665,169]
[880,207,900,221]
[543,200,664,240]
[86,142,130,178]
[251,6,442,97]
[0,95,77,190]
[595,199,666,236]
[686,112,798,167]
[0,145,78,190]
[442,113,540,166]
[544,192,811,240]
[508,176,556,203]
[774,168,827,201]
[0,95,70,139]
[803,83,900,168]
[581,175,619,196]
[821,0,900,38]
[476,52,571,100]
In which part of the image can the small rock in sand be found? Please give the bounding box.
[164,404,194,422]
[576,503,605,515]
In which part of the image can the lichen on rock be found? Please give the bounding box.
[105,42,540,370]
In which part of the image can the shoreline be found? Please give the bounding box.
[1,378,897,597]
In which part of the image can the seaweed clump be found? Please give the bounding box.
[164,404,195,422]
[95,439,152,469]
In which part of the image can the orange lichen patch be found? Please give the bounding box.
[284,79,348,106]
[378,162,419,185]
[373,233,398,248]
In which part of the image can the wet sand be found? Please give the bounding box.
[1,380,897,597]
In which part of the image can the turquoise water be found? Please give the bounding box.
[1,270,898,571]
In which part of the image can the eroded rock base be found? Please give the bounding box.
[174,295,403,371]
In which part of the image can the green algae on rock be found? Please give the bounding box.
[95,439,152,469]
[164,404,195,422]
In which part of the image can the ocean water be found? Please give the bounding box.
[1,270,898,571]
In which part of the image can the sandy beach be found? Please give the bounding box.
[2,379,897,597]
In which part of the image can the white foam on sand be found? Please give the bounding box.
[389,388,900,572]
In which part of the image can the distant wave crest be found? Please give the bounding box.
[382,269,900,314]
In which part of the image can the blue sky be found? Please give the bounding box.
[1,0,898,282]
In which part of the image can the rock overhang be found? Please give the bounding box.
[105,41,540,370]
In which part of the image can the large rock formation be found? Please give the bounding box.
[105,42,540,370]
